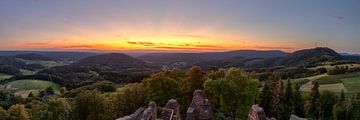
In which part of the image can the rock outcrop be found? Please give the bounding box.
[142,101,157,120]
[248,105,267,120]
[289,115,307,120]
[116,107,145,120]
[186,90,212,120]
[162,99,181,120]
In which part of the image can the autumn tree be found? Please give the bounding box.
[180,66,206,105]
[8,104,29,120]
[204,67,259,120]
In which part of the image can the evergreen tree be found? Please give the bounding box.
[279,79,293,120]
[293,83,305,117]
[268,76,284,118]
[307,81,320,119]
[259,81,272,117]
[319,91,337,120]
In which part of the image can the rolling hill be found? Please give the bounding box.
[36,53,157,88]
[138,50,288,69]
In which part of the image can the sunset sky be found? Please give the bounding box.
[0,0,359,53]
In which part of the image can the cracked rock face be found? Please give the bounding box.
[248,105,267,120]
[162,99,181,120]
[142,101,157,120]
[186,90,213,120]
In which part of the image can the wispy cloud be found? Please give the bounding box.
[127,41,156,46]
[253,45,295,50]
[335,16,345,20]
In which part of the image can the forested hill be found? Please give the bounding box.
[36,53,156,88]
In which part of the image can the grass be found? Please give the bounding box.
[341,76,360,93]
[21,59,66,68]
[0,73,12,80]
[0,79,60,97]
[20,69,36,75]
[300,72,360,93]
[309,63,360,71]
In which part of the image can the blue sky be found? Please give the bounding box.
[0,0,359,53]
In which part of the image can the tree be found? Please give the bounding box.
[279,79,293,120]
[207,68,225,80]
[293,83,305,117]
[204,67,259,120]
[143,72,181,106]
[180,66,206,105]
[72,90,111,120]
[259,81,272,117]
[111,83,145,118]
[307,81,320,118]
[28,92,34,98]
[47,98,72,120]
[8,104,29,120]
[268,76,284,118]
[319,91,337,120]
[0,107,9,120]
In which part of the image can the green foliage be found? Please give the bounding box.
[319,91,337,120]
[8,104,29,120]
[307,81,320,118]
[111,83,145,118]
[293,83,305,117]
[143,72,181,106]
[72,90,112,120]
[259,81,272,117]
[180,66,206,105]
[207,68,225,80]
[0,107,9,120]
[204,67,259,119]
[278,79,293,120]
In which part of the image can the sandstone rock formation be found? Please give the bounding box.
[289,115,307,120]
[248,104,267,120]
[186,90,212,120]
[116,107,145,120]
[162,99,181,120]
[142,101,157,120]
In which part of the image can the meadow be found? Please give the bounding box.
[0,73,12,80]
[0,79,60,97]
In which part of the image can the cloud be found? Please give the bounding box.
[63,45,95,49]
[127,41,156,46]
[24,42,50,46]
[253,45,295,50]
[336,16,345,20]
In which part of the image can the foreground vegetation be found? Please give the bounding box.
[0,66,359,120]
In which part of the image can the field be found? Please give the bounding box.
[0,79,60,97]
[309,63,360,70]
[0,73,12,80]
[21,59,66,68]
[300,72,360,93]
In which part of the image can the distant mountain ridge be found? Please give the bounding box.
[138,50,288,68]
